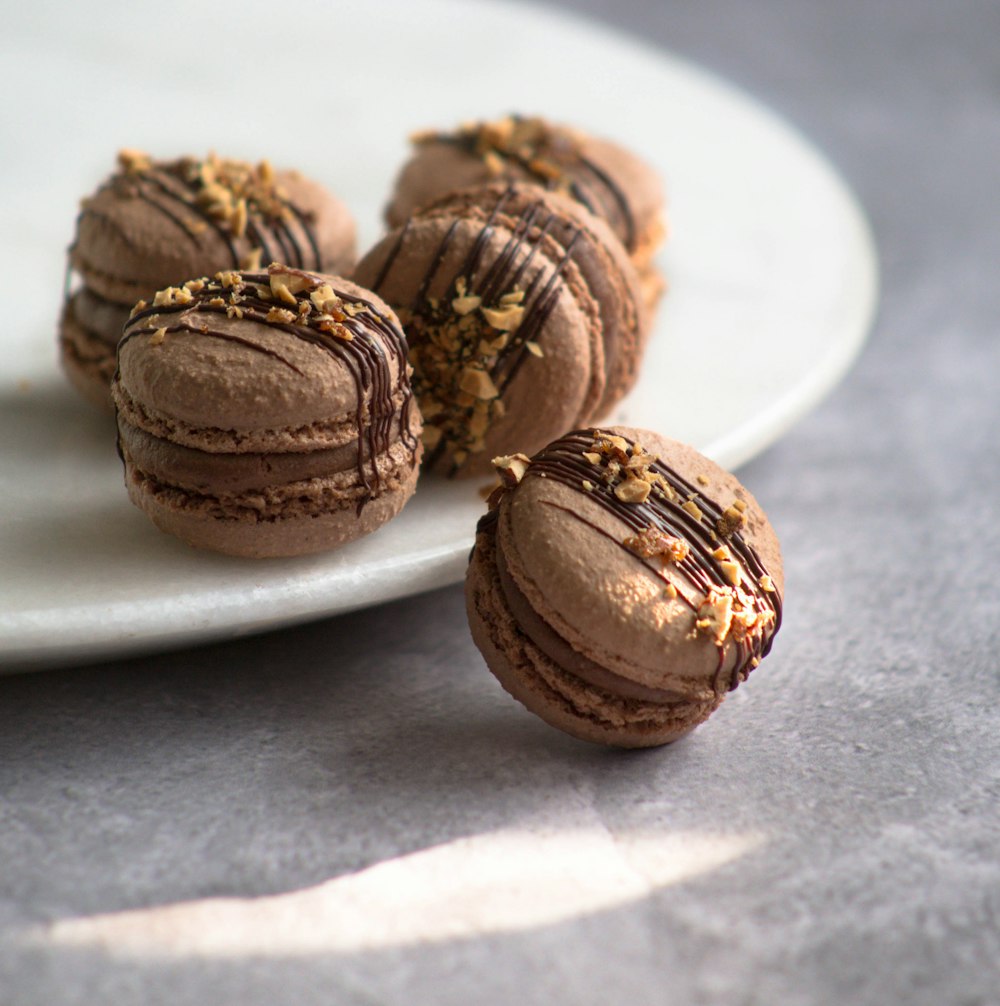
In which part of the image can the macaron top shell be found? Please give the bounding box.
[385,115,664,256]
[488,427,783,700]
[421,183,647,416]
[114,267,415,456]
[354,187,607,476]
[71,151,356,304]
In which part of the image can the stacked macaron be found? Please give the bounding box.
[112,265,420,557]
[61,150,356,409]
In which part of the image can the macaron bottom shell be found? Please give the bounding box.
[58,295,120,412]
[466,524,720,748]
[121,435,420,559]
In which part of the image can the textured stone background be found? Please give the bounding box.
[2,1,998,1003]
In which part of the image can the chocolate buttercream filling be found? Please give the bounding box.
[118,408,412,495]
[493,531,687,705]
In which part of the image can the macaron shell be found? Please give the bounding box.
[72,168,356,306]
[466,521,720,747]
[58,296,119,412]
[354,212,604,477]
[423,183,648,417]
[498,427,783,696]
[115,279,405,438]
[384,128,666,259]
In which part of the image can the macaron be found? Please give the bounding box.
[62,149,357,410]
[384,115,666,312]
[353,182,646,478]
[466,427,783,748]
[112,265,421,558]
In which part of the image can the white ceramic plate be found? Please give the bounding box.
[0,0,876,670]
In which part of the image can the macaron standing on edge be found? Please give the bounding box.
[112,265,421,558]
[61,150,357,410]
[466,427,784,748]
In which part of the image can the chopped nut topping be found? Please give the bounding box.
[582,451,601,465]
[582,479,594,492]
[240,247,263,271]
[681,499,704,522]
[480,304,525,331]
[720,561,742,587]
[623,526,690,564]
[664,583,678,599]
[269,266,315,304]
[717,501,749,538]
[615,477,651,504]
[129,299,148,318]
[696,474,710,486]
[149,327,167,346]
[208,297,226,308]
[459,367,499,400]
[117,148,151,174]
[152,286,192,307]
[452,294,482,315]
[266,306,296,324]
[697,588,734,643]
[493,453,531,487]
[524,341,544,357]
[759,574,776,593]
[217,270,242,289]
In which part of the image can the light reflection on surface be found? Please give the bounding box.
[31,828,762,958]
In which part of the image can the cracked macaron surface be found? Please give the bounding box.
[61,150,356,410]
[466,426,783,748]
[112,266,421,558]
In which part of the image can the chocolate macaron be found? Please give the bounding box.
[112,265,420,558]
[466,427,783,748]
[62,150,356,410]
[385,115,666,313]
[354,183,646,478]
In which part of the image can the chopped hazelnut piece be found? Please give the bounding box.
[623,526,690,564]
[117,148,151,174]
[240,247,263,271]
[481,304,525,332]
[681,499,703,521]
[459,367,498,400]
[265,306,296,324]
[217,270,242,289]
[493,453,531,487]
[149,327,167,346]
[759,574,776,593]
[720,561,742,587]
[524,341,544,357]
[582,451,601,465]
[129,299,148,318]
[697,588,734,643]
[615,477,651,504]
[717,501,749,539]
[452,294,482,315]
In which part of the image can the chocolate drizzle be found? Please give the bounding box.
[371,186,582,474]
[480,430,783,695]
[116,268,417,512]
